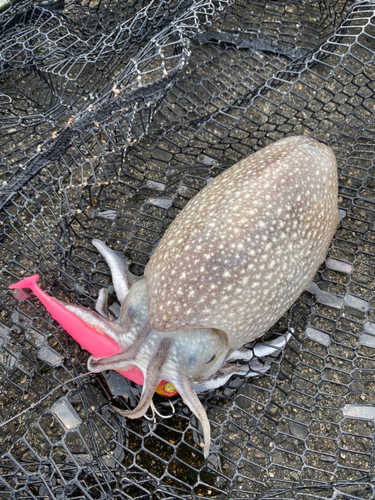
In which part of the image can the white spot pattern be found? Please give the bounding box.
[145,136,339,349]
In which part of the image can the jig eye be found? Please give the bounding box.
[155,381,178,397]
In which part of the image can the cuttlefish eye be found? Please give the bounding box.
[205,354,216,364]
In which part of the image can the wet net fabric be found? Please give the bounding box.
[1,0,375,498]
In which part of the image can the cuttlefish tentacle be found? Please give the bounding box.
[95,288,109,318]
[88,325,152,371]
[88,351,137,372]
[92,239,131,303]
[63,303,122,343]
[170,373,211,458]
[112,337,173,420]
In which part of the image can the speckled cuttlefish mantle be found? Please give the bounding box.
[10,136,339,458]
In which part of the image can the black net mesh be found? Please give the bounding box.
[1,0,375,497]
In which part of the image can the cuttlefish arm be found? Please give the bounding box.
[9,274,144,385]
